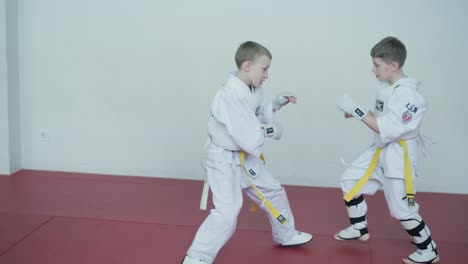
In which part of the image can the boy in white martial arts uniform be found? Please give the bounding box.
[335,36,439,264]
[182,41,312,264]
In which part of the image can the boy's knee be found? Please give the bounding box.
[388,207,420,220]
[340,180,356,193]
[214,204,242,225]
[265,187,286,199]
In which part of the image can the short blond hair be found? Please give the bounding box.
[235,41,272,68]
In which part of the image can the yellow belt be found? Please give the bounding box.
[239,151,287,224]
[343,140,415,207]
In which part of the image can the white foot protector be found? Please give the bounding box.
[402,250,440,264]
[334,226,370,241]
[280,231,313,247]
[181,255,208,264]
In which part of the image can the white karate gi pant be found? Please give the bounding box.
[340,142,421,220]
[187,143,296,264]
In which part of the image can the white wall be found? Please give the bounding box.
[0,0,10,175]
[6,0,20,173]
[0,0,21,175]
[13,0,468,193]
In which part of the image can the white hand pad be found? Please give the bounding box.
[337,94,367,120]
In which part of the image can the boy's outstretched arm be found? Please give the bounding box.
[361,111,379,134]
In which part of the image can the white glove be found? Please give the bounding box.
[262,122,282,140]
[336,94,368,120]
[272,92,297,111]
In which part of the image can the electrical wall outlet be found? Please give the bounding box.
[39,129,49,142]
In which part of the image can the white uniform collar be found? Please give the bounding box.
[226,71,264,94]
[392,77,421,90]
[227,72,249,89]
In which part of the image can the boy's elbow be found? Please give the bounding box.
[372,126,380,134]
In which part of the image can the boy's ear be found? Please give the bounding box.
[241,60,252,72]
[390,61,401,71]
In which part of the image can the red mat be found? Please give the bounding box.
[0,170,466,264]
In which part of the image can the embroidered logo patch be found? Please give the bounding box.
[406,102,418,113]
[375,99,384,111]
[354,108,365,117]
[248,169,256,176]
[402,110,412,123]
[277,214,287,224]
